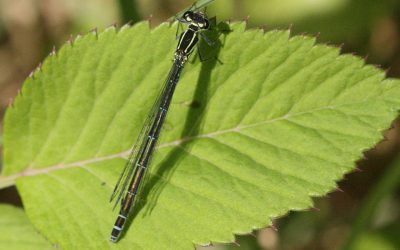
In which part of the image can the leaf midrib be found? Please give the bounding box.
[0,96,387,188]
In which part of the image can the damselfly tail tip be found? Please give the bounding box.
[110,227,122,242]
[110,224,124,243]
[110,235,118,243]
[110,213,127,242]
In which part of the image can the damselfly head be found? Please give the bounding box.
[182,11,210,30]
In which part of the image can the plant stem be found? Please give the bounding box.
[342,155,400,250]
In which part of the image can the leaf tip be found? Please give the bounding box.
[231,240,240,247]
[120,24,131,33]
[89,27,98,37]
[300,32,318,45]
[287,23,293,34]
[50,45,56,56]
[336,186,344,193]
[242,15,250,26]
[36,62,42,72]
[385,66,392,76]
[373,63,383,71]
[67,34,74,46]
[194,241,213,248]
[8,97,13,108]
[111,22,118,29]
[309,206,321,212]
[105,23,118,33]
[28,70,34,79]
[270,223,278,232]
[338,43,345,51]
[259,25,267,34]
[120,20,135,32]
[75,34,83,42]
[146,14,153,24]
[354,166,363,172]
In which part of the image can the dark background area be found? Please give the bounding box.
[0,0,399,249]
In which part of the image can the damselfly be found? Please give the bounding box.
[109,8,213,243]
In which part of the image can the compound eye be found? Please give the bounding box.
[183,11,193,22]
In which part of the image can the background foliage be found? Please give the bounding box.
[0,0,400,249]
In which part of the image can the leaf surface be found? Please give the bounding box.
[0,204,54,250]
[1,22,400,249]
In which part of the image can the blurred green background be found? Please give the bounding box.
[0,0,400,249]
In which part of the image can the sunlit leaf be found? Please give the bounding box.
[1,21,400,249]
[0,204,54,250]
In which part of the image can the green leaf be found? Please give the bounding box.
[343,155,400,249]
[0,204,54,250]
[349,222,400,250]
[1,21,400,249]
